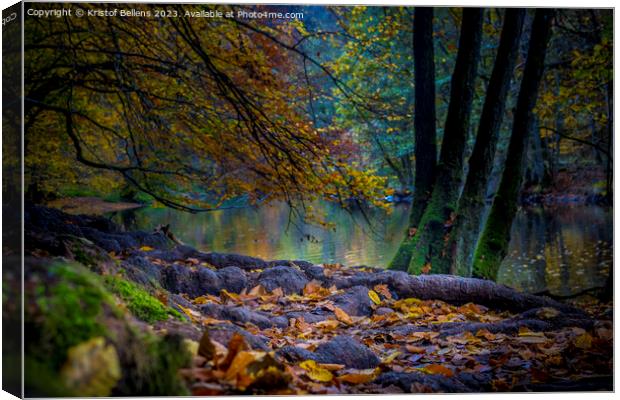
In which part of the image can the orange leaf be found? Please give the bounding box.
[338,368,380,384]
[332,306,353,325]
[420,364,453,377]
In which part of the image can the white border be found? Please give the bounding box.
[0,1,616,400]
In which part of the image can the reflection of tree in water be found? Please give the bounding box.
[497,206,612,296]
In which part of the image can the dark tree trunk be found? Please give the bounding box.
[389,7,438,270]
[445,9,526,276]
[404,8,484,275]
[473,10,555,280]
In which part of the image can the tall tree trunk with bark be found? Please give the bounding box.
[389,7,438,271]
[472,9,555,280]
[446,9,526,276]
[405,8,483,275]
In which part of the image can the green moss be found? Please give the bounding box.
[25,262,191,396]
[115,333,191,395]
[31,263,115,369]
[388,234,415,271]
[104,276,182,323]
[472,210,509,280]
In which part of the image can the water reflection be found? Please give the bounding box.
[110,202,612,296]
[497,206,613,296]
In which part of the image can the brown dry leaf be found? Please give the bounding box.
[187,257,200,265]
[315,319,340,331]
[248,284,267,297]
[225,350,261,386]
[318,363,345,371]
[198,330,216,360]
[419,364,454,377]
[373,284,392,299]
[405,345,426,354]
[475,329,496,341]
[271,287,284,298]
[220,333,249,371]
[338,367,381,384]
[458,302,486,315]
[293,317,313,336]
[330,306,353,325]
[303,280,323,296]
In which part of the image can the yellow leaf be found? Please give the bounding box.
[574,333,593,349]
[139,245,154,252]
[177,303,200,323]
[60,337,121,397]
[381,351,401,364]
[368,290,381,305]
[518,327,545,337]
[299,359,334,382]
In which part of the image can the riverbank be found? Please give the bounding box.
[46,196,144,215]
[22,205,612,395]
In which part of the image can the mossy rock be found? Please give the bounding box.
[104,275,182,323]
[25,261,191,396]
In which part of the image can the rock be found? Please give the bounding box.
[127,231,170,250]
[330,285,374,316]
[375,307,394,315]
[80,227,123,253]
[285,311,329,323]
[200,304,287,329]
[152,319,203,342]
[276,336,379,369]
[201,253,269,270]
[216,266,247,293]
[125,256,162,281]
[195,268,222,295]
[160,265,202,298]
[313,336,379,369]
[257,265,309,294]
[207,323,270,351]
[270,260,326,281]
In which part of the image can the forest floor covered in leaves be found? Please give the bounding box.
[22,205,613,395]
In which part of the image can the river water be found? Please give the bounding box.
[110,202,612,296]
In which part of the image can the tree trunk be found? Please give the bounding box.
[389,7,437,270]
[446,9,526,276]
[404,8,483,275]
[472,10,555,280]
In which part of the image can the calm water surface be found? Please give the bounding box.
[110,202,612,296]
